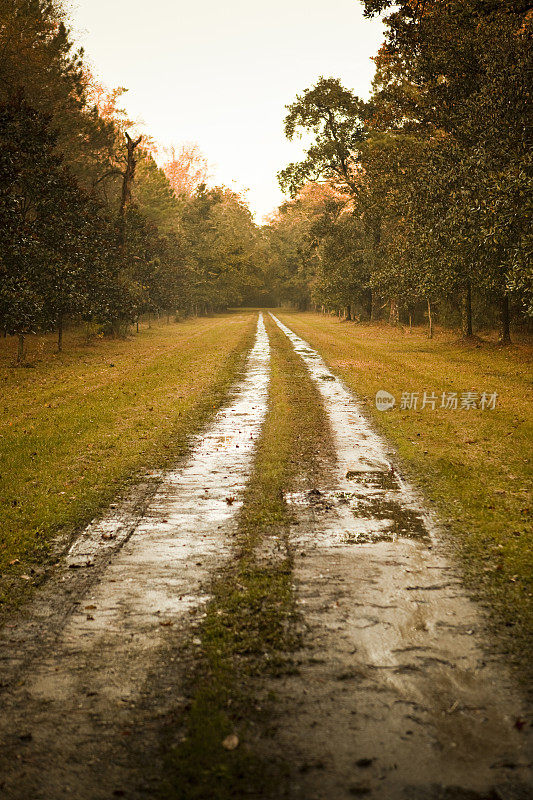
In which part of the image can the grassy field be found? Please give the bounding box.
[162,314,334,799]
[276,311,533,664]
[0,312,256,613]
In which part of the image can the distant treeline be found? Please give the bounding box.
[1,1,531,358]
[0,1,261,359]
[258,0,531,341]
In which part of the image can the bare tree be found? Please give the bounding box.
[120,132,142,214]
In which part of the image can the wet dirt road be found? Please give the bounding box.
[0,311,531,800]
[263,314,532,800]
[0,316,271,799]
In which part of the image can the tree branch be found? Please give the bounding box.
[92,168,124,187]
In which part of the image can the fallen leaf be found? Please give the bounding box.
[222,733,239,751]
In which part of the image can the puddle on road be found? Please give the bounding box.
[67,314,270,569]
[271,313,429,547]
[271,315,394,476]
[0,314,271,800]
[268,314,532,800]
[67,309,269,632]
[286,486,428,544]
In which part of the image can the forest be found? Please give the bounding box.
[0,0,531,358]
[268,0,532,343]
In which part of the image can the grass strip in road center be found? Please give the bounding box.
[0,313,256,616]
[160,315,334,800]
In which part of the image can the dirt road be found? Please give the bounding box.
[262,314,532,799]
[0,317,270,798]
[0,313,530,799]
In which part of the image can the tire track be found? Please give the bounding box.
[0,314,270,800]
[268,313,531,800]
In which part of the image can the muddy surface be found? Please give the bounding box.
[262,314,532,800]
[0,311,531,800]
[0,315,271,799]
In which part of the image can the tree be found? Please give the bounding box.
[277,79,394,321]
[0,0,123,193]
[180,186,258,313]
[134,152,181,234]
[0,0,262,349]
[274,3,531,337]
[278,78,365,198]
[164,143,209,198]
[0,96,118,354]
[120,132,143,214]
[362,0,532,338]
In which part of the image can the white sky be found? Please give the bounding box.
[68,0,383,221]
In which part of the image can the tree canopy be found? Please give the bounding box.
[270,0,532,340]
[0,0,263,358]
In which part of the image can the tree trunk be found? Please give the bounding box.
[372,218,381,249]
[57,315,63,352]
[136,317,139,333]
[148,313,152,328]
[461,283,473,337]
[118,132,143,250]
[389,298,399,326]
[17,333,25,364]
[345,304,351,321]
[427,298,433,339]
[409,314,412,334]
[499,293,511,344]
[367,289,373,321]
[120,132,142,215]
[371,219,382,321]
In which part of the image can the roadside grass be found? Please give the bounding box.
[0,312,256,614]
[161,315,334,800]
[276,311,533,669]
